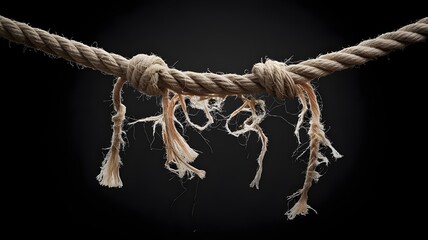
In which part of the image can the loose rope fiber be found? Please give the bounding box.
[1,15,427,219]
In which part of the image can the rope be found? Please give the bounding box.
[1,15,427,98]
[1,15,427,219]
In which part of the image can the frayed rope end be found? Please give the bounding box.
[97,151,124,188]
[97,78,126,188]
[285,199,317,220]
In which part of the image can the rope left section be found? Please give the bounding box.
[0,15,129,77]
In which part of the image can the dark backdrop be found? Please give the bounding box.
[2,0,426,236]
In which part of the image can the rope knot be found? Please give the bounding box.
[127,54,167,95]
[252,59,298,99]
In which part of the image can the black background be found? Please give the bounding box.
[2,0,426,236]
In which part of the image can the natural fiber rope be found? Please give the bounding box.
[3,14,427,219]
[1,15,427,98]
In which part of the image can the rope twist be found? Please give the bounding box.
[127,54,167,95]
[252,60,298,98]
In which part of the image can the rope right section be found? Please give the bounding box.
[1,15,427,220]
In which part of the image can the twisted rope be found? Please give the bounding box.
[1,15,427,98]
[2,14,428,219]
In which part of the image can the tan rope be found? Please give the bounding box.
[1,15,427,98]
[2,15,427,219]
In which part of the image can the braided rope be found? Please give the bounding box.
[1,15,427,98]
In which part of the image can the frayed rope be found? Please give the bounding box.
[285,83,342,220]
[99,58,342,220]
[2,15,425,219]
